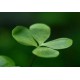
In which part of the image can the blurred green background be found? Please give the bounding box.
[0,12,80,67]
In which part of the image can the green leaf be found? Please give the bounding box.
[12,26,37,47]
[30,23,50,46]
[0,56,15,67]
[42,38,73,49]
[32,47,59,58]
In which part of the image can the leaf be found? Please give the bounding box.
[30,23,50,46]
[32,47,59,58]
[42,38,73,49]
[0,56,15,67]
[12,26,37,47]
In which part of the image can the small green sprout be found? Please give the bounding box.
[0,56,15,67]
[12,23,73,58]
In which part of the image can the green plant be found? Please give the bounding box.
[12,23,73,58]
[0,56,15,67]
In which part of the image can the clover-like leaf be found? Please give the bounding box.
[30,23,50,46]
[0,56,15,67]
[12,23,73,59]
[42,38,73,49]
[32,47,59,58]
[12,26,37,47]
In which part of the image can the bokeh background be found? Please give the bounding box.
[0,12,80,67]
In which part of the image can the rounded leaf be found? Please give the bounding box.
[42,38,73,49]
[30,23,50,46]
[32,47,59,58]
[0,56,15,67]
[12,26,37,47]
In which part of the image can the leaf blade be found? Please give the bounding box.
[12,26,37,47]
[30,23,50,45]
[42,38,73,49]
[0,56,15,67]
[32,47,59,58]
